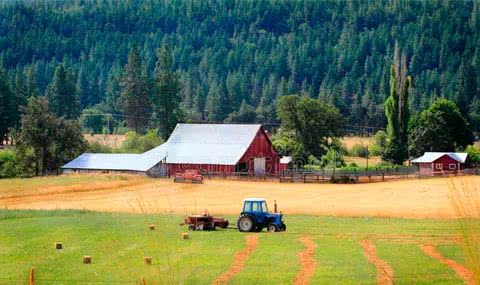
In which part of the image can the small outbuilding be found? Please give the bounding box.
[411,152,469,176]
[63,123,283,176]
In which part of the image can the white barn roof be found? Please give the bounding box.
[411,152,468,164]
[63,123,263,171]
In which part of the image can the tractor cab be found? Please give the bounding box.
[237,198,286,232]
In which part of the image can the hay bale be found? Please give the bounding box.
[149,224,156,230]
[83,256,92,264]
[144,256,152,265]
[182,232,189,239]
[55,242,62,250]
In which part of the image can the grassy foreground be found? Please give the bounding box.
[0,210,470,285]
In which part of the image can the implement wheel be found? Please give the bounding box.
[237,215,255,232]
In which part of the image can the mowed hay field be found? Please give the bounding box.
[1,175,479,284]
[0,210,473,285]
[3,174,480,218]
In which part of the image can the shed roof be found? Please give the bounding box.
[63,123,264,171]
[411,152,468,164]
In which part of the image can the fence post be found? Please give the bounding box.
[29,267,34,285]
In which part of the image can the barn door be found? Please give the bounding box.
[254,157,266,175]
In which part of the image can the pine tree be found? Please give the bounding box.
[25,66,39,98]
[119,45,151,133]
[0,68,14,144]
[204,80,223,122]
[104,63,122,114]
[12,69,28,129]
[152,45,182,139]
[46,65,80,119]
[76,65,91,108]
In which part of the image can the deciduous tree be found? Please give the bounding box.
[408,99,474,158]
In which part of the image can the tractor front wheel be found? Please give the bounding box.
[237,215,255,232]
[267,224,277,233]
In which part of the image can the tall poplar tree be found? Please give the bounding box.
[383,50,412,164]
[152,45,182,139]
[119,45,151,133]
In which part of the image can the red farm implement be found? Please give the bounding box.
[174,169,204,184]
[182,213,229,231]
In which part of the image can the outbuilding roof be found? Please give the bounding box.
[411,152,468,164]
[63,123,264,171]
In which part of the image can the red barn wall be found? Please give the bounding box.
[237,128,279,174]
[165,127,279,174]
[167,164,234,174]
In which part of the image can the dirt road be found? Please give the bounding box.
[2,175,477,218]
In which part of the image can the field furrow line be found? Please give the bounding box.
[294,236,318,285]
[360,239,394,285]
[419,244,475,285]
[212,234,259,285]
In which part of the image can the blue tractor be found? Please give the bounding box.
[236,198,286,232]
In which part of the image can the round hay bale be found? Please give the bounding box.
[144,256,152,265]
[182,233,189,240]
[83,256,92,264]
[55,242,62,250]
[149,224,156,230]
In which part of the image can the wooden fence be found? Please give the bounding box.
[193,166,480,184]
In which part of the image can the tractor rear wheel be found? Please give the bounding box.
[237,215,255,232]
[267,224,277,232]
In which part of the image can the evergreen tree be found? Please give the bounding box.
[76,65,91,108]
[119,45,151,133]
[204,80,224,122]
[152,45,182,139]
[225,100,256,123]
[12,68,28,128]
[25,66,39,98]
[469,96,480,132]
[0,68,14,144]
[45,65,80,119]
[104,64,121,114]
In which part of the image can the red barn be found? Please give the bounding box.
[411,152,469,176]
[63,123,283,176]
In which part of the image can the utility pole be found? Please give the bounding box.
[366,144,369,170]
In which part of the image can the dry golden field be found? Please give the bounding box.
[341,136,374,149]
[83,134,126,148]
[2,174,479,218]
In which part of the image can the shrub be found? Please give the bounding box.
[86,141,114,153]
[119,130,163,153]
[465,145,480,163]
[0,150,24,178]
[320,148,346,168]
[369,144,383,156]
[349,143,369,157]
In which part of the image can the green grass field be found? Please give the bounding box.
[0,210,471,285]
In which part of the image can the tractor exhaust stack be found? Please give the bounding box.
[274,200,278,213]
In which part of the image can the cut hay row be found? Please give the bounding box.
[360,239,394,285]
[419,244,475,285]
[212,234,259,285]
[294,236,317,285]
